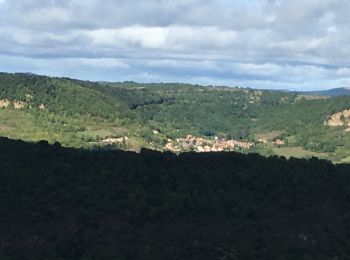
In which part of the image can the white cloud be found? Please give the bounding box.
[86,27,170,49]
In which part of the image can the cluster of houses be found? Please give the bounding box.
[100,136,129,144]
[165,135,254,153]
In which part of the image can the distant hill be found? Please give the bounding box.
[1,72,350,162]
[297,87,350,97]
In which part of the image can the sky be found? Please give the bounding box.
[0,0,350,90]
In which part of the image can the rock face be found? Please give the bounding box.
[325,109,350,129]
[13,100,26,109]
[0,98,44,110]
[0,99,27,110]
[0,99,10,108]
[165,135,253,153]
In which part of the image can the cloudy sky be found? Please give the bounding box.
[0,0,350,90]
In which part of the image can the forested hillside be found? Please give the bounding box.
[1,72,350,162]
[1,137,350,259]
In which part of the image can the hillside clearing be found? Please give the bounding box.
[272,147,327,159]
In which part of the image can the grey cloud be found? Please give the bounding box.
[1,0,350,90]
[1,0,220,29]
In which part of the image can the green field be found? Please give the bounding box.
[272,147,327,159]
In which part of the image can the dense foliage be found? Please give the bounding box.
[0,137,350,259]
[0,72,350,161]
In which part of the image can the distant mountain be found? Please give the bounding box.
[298,87,350,97]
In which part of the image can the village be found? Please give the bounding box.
[164,135,254,153]
[99,132,287,153]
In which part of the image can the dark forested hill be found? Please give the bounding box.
[1,72,350,162]
[0,137,350,259]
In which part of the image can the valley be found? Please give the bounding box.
[0,72,350,162]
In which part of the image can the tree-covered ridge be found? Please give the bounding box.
[1,137,350,259]
[0,73,127,117]
[0,72,350,161]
